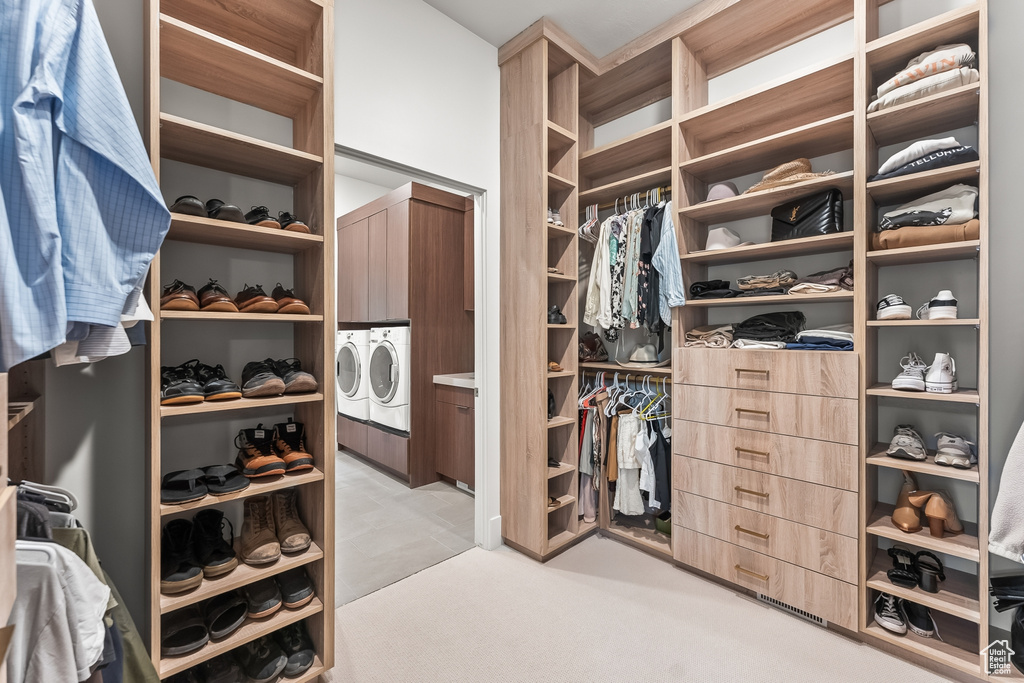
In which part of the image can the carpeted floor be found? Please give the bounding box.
[328,535,952,682]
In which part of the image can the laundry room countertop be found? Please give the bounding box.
[433,373,475,390]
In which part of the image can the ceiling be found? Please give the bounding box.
[421,0,705,57]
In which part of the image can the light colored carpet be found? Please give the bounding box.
[328,535,952,682]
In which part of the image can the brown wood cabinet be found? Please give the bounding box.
[434,384,474,487]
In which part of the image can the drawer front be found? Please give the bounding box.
[368,425,410,477]
[674,491,857,583]
[673,420,858,491]
[673,456,858,537]
[675,347,858,399]
[673,527,857,630]
[338,414,369,456]
[435,383,475,408]
[674,384,858,445]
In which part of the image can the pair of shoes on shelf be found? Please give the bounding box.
[240,490,312,565]
[874,592,941,639]
[164,620,315,683]
[885,425,977,469]
[160,464,249,504]
[242,567,315,618]
[876,290,958,321]
[235,420,314,478]
[244,205,311,233]
[886,545,945,593]
[546,207,564,227]
[235,283,311,314]
[162,279,310,314]
[890,351,957,394]
[160,509,238,594]
[242,358,318,398]
[169,196,311,233]
[891,471,963,538]
[548,304,567,325]
[161,359,241,405]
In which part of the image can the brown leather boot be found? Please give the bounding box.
[908,489,963,537]
[235,425,286,479]
[272,489,311,554]
[240,496,280,565]
[273,419,314,473]
[891,471,922,533]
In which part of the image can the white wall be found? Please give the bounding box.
[334,174,394,219]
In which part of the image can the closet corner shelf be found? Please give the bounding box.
[865,447,979,483]
[604,522,672,557]
[160,542,325,614]
[547,462,576,479]
[166,214,324,254]
[547,494,576,513]
[160,311,325,323]
[158,598,324,678]
[547,223,576,238]
[546,323,576,330]
[865,550,980,623]
[867,162,981,206]
[866,385,980,405]
[685,291,853,308]
[547,416,575,429]
[679,232,853,266]
[161,393,324,418]
[7,397,39,431]
[547,272,577,283]
[865,4,981,76]
[862,621,981,675]
[578,167,672,207]
[579,361,672,377]
[867,83,980,147]
[866,240,979,267]
[548,371,575,379]
[867,318,980,328]
[678,171,855,224]
[160,469,326,516]
[578,120,672,181]
[547,121,577,150]
[548,172,576,194]
[866,503,980,562]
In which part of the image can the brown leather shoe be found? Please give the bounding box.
[272,489,311,553]
[197,279,239,313]
[273,419,314,472]
[891,470,922,533]
[908,489,963,537]
[271,284,311,315]
[161,280,200,311]
[235,425,287,478]
[234,284,279,314]
[240,496,281,565]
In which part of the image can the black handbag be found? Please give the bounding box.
[770,189,843,242]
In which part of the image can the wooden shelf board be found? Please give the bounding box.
[867,83,980,147]
[685,291,854,308]
[680,113,854,184]
[678,171,854,223]
[866,550,980,623]
[160,542,324,613]
[867,162,981,206]
[579,121,672,181]
[867,240,980,266]
[862,621,981,675]
[547,121,577,151]
[289,658,326,683]
[161,311,323,322]
[867,5,980,78]
[546,272,577,283]
[547,223,576,238]
[159,598,323,677]
[605,522,672,557]
[578,167,672,206]
[160,469,326,516]
[867,385,980,405]
[547,371,575,379]
[547,416,575,430]
[7,398,39,431]
[547,463,576,479]
[866,446,979,483]
[579,362,672,377]
[166,214,324,253]
[866,504,979,562]
[160,113,321,186]
[546,323,575,330]
[548,172,576,193]
[579,42,671,127]
[680,232,853,265]
[160,15,322,120]
[547,494,576,513]
[867,318,980,328]
[161,393,323,418]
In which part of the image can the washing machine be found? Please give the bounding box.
[336,330,371,421]
[368,326,411,433]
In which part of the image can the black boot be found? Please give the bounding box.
[192,509,238,578]
[160,519,203,594]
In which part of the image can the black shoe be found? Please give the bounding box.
[165,670,202,683]
[160,361,205,406]
[276,567,314,608]
[169,195,206,217]
[192,361,242,401]
[272,358,318,394]
[236,635,288,683]
[902,600,938,638]
[243,578,283,619]
[245,205,281,229]
[206,198,246,223]
[203,591,247,640]
[192,509,238,578]
[548,389,555,420]
[235,425,287,478]
[273,622,316,677]
[548,457,560,468]
[198,652,245,683]
[160,519,203,594]
[548,304,567,325]
[873,592,906,635]
[278,211,311,233]
[272,419,315,473]
[241,360,286,398]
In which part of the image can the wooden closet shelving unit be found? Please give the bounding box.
[143,0,334,679]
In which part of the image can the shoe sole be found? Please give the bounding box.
[285,459,315,472]
[242,464,287,478]
[246,602,283,619]
[925,381,957,394]
[160,573,204,594]
[200,301,240,313]
[250,219,281,229]
[161,633,210,657]
[935,454,973,469]
[243,379,287,398]
[284,223,311,233]
[276,302,312,315]
[284,377,319,394]
[906,622,935,638]
[886,448,927,461]
[160,491,207,504]
[160,394,206,405]
[239,300,280,314]
[891,379,925,391]
[242,553,282,566]
[202,556,238,578]
[281,540,312,554]
[248,660,288,683]
[205,391,242,401]
[282,591,314,609]
[873,613,907,635]
[161,299,200,311]
[877,306,911,320]
[926,306,957,319]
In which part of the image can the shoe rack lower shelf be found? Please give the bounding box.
[160,311,324,322]
[864,550,980,623]
[862,620,980,675]
[866,504,980,562]
[159,597,324,678]
[865,446,980,483]
[160,469,325,516]
[160,393,324,418]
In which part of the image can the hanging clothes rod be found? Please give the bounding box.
[588,186,671,213]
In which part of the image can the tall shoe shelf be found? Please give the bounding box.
[143,0,334,679]
[855,2,990,676]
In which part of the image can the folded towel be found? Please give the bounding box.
[789,282,840,295]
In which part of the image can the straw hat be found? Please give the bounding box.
[743,158,834,194]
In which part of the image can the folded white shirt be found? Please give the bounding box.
[876,44,975,99]
[788,282,840,295]
[730,339,787,349]
[796,324,854,343]
[877,137,960,176]
[868,67,979,113]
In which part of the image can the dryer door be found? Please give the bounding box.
[369,341,400,404]
[336,343,362,398]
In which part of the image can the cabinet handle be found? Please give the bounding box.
[735,447,770,460]
[734,525,770,540]
[735,408,770,418]
[735,368,770,379]
[735,565,770,582]
[456,405,471,411]
[734,486,770,499]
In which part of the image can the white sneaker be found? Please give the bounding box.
[934,432,977,469]
[917,290,958,320]
[546,207,555,225]
[925,352,958,394]
[892,353,927,391]
[877,294,911,320]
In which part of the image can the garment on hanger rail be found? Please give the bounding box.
[613,414,645,515]
[652,203,685,326]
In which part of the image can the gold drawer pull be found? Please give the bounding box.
[735,565,769,582]
[734,486,770,499]
[735,408,770,418]
[735,447,770,460]
[735,368,770,379]
[734,525,770,540]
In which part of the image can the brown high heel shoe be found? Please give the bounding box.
[892,471,922,533]
[908,490,963,538]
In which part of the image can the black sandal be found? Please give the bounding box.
[915,551,945,593]
[202,464,250,496]
[886,545,918,588]
[161,469,209,504]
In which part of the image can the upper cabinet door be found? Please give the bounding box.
[338,218,369,322]
[367,209,389,322]
[386,201,410,320]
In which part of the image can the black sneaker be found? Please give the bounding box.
[198,652,245,683]
[902,600,938,638]
[276,567,314,608]
[272,358,318,394]
[873,592,906,635]
[205,198,246,223]
[192,509,238,578]
[548,389,555,420]
[241,360,286,398]
[236,635,288,683]
[160,519,203,594]
[278,211,310,234]
[272,419,314,473]
[243,578,283,619]
[274,622,316,677]
[245,205,281,229]
[168,195,206,217]
[160,362,205,406]
[234,425,287,478]
[193,361,242,401]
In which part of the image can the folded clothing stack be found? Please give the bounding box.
[689,279,740,299]
[868,44,978,113]
[684,324,733,348]
[788,262,854,295]
[736,270,797,297]
[731,311,806,348]
[786,323,854,351]
[879,184,978,231]
[870,137,979,182]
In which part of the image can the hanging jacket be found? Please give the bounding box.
[652,203,686,327]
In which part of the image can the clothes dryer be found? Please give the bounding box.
[368,326,411,433]
[336,329,371,421]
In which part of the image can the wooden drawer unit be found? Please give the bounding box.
[675,347,858,398]
[673,527,857,630]
[673,384,858,445]
[674,491,857,583]
[674,420,857,491]
[337,414,369,456]
[673,456,858,537]
[368,426,410,477]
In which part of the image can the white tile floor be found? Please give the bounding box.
[334,450,476,606]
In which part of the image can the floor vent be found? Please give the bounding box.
[757,594,827,627]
